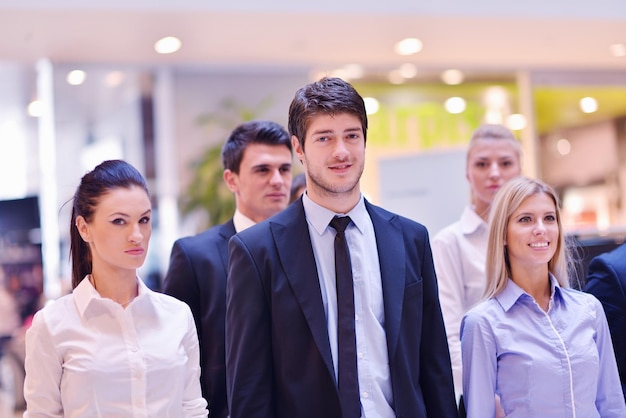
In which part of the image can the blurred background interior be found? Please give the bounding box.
[1,0,626,413]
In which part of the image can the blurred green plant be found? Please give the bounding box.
[180,97,273,229]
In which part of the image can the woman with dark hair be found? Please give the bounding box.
[23,160,208,417]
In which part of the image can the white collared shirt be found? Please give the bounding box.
[303,193,395,418]
[24,277,208,418]
[431,205,488,400]
[233,209,256,233]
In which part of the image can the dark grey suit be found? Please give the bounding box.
[225,199,457,418]
[163,220,236,418]
[585,242,626,399]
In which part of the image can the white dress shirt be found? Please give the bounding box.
[233,209,256,233]
[431,205,488,400]
[303,193,395,418]
[23,276,208,418]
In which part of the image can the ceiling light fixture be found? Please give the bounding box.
[343,64,364,79]
[363,97,380,115]
[105,71,125,87]
[506,114,526,131]
[580,97,598,113]
[394,38,423,56]
[441,69,464,85]
[387,70,406,85]
[398,63,418,79]
[610,43,626,57]
[444,97,466,114]
[27,100,43,117]
[557,138,571,155]
[155,36,182,54]
[67,70,86,86]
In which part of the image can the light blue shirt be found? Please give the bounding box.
[302,193,395,418]
[461,275,626,418]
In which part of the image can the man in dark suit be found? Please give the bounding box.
[163,120,293,418]
[225,77,457,418]
[585,241,626,400]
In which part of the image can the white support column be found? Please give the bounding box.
[36,58,61,300]
[153,68,180,275]
[516,71,540,179]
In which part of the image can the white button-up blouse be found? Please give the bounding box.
[23,276,208,418]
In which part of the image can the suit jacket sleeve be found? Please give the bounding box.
[418,230,458,416]
[585,254,626,399]
[225,234,276,418]
[163,239,203,340]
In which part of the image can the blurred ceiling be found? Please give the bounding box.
[0,0,625,74]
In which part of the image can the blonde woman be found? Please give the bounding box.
[461,176,625,417]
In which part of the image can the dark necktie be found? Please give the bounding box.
[329,215,360,418]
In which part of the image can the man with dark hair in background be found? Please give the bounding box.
[163,120,293,418]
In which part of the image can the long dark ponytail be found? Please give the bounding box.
[70,160,148,288]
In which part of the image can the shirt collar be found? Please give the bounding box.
[233,209,256,233]
[460,205,487,235]
[496,273,562,312]
[302,192,367,237]
[73,275,150,317]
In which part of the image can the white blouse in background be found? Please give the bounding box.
[431,205,488,400]
[23,277,208,418]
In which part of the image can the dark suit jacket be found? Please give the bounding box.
[225,199,457,418]
[585,242,626,399]
[163,220,236,418]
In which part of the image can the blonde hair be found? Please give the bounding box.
[483,176,570,299]
[467,124,523,206]
[467,124,522,161]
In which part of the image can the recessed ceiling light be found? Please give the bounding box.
[387,70,406,85]
[105,71,125,87]
[444,97,466,114]
[441,69,464,85]
[155,36,182,54]
[27,100,43,117]
[398,63,418,79]
[343,64,364,79]
[394,38,423,56]
[363,97,380,115]
[610,43,626,57]
[67,70,86,86]
[506,114,526,131]
[580,97,598,113]
[557,138,571,155]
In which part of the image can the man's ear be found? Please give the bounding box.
[223,169,238,193]
[75,216,91,243]
[292,135,304,163]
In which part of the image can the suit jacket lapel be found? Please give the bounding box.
[367,202,405,359]
[270,201,336,380]
[217,220,236,272]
